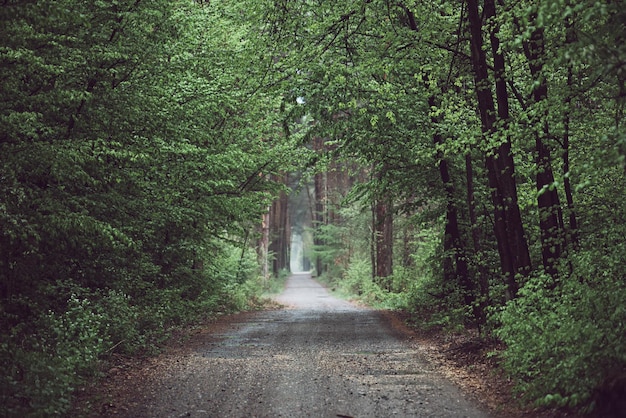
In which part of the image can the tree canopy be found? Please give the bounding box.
[1,1,301,415]
[266,0,626,414]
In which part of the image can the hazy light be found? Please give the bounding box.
[290,232,304,273]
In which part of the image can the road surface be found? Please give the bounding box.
[115,272,490,417]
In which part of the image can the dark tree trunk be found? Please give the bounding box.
[467,0,531,299]
[563,8,579,249]
[268,180,290,276]
[429,96,473,308]
[404,6,477,304]
[371,201,377,280]
[466,153,489,326]
[486,0,533,284]
[522,8,565,279]
[374,196,393,285]
[313,137,327,277]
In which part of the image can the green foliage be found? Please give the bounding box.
[323,257,397,309]
[0,240,265,417]
[400,226,468,331]
[311,223,349,278]
[3,0,626,415]
[496,258,626,410]
[311,201,373,279]
[338,258,375,299]
[269,0,626,413]
[216,243,266,312]
[0,0,292,415]
[262,268,292,296]
[1,286,115,416]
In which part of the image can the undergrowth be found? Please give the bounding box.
[0,244,274,418]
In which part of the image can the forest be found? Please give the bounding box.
[1,0,625,416]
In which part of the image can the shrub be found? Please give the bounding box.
[496,258,626,412]
[399,229,468,331]
[0,240,268,417]
[340,258,372,295]
[329,258,409,309]
[1,291,108,417]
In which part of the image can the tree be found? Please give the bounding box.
[260,0,626,411]
[373,190,394,282]
[268,175,291,276]
[1,1,297,414]
[466,0,531,299]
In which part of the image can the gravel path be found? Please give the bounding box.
[116,273,490,417]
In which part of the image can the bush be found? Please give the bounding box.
[98,290,141,354]
[399,228,468,331]
[327,258,409,309]
[214,243,264,311]
[0,241,267,417]
[339,258,372,295]
[1,291,109,417]
[495,258,626,412]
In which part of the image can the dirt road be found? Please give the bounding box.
[112,273,490,417]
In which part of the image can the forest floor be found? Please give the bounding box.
[72,273,580,418]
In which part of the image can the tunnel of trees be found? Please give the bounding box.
[1,0,625,416]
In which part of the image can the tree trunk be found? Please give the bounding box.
[467,0,531,299]
[371,201,377,279]
[466,153,489,327]
[268,179,290,276]
[259,210,270,281]
[403,7,478,304]
[429,96,473,308]
[563,6,579,248]
[374,196,393,285]
[522,7,565,279]
[487,0,533,284]
[313,136,327,277]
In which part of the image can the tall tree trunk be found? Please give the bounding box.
[467,0,531,299]
[563,5,579,248]
[259,210,270,281]
[466,153,489,327]
[374,196,393,285]
[313,137,327,277]
[563,67,579,248]
[429,96,473,308]
[486,0,533,286]
[522,7,565,279]
[268,179,290,276]
[371,201,377,280]
[373,163,393,286]
[403,7,477,304]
